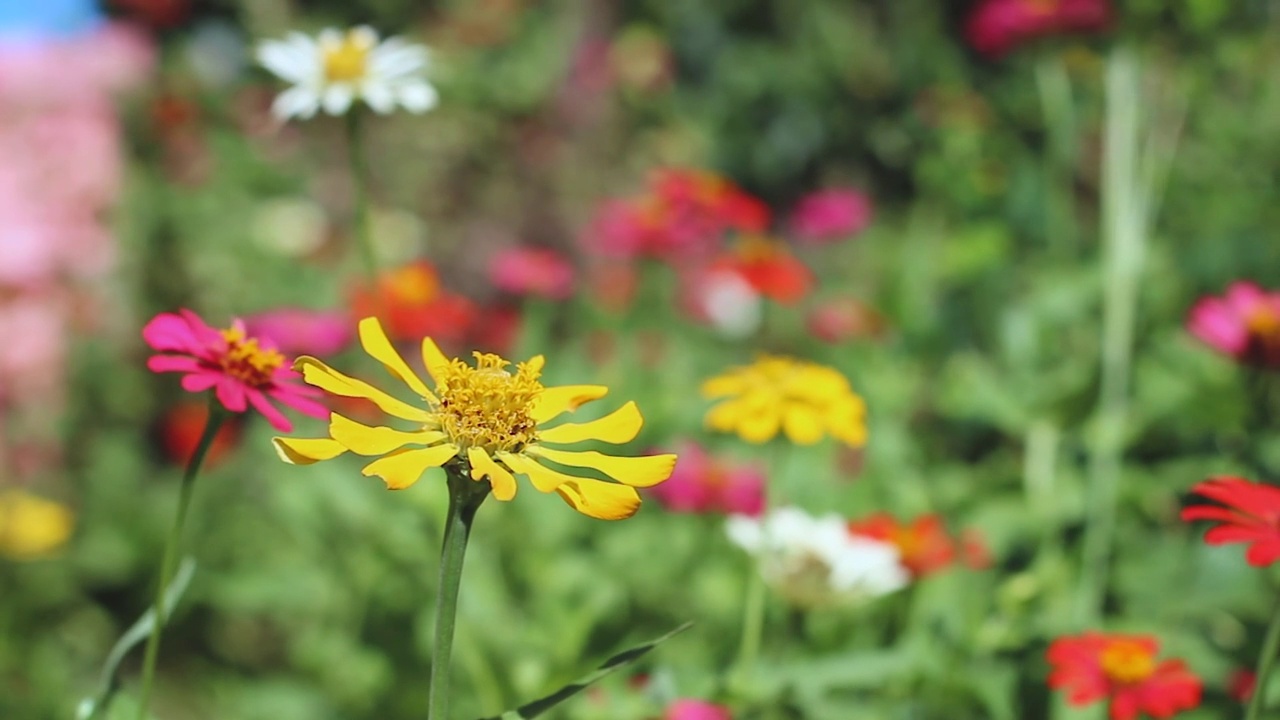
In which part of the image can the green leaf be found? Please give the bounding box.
[478,621,692,720]
[76,558,197,720]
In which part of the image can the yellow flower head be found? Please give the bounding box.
[0,490,74,560]
[702,355,867,446]
[273,318,676,520]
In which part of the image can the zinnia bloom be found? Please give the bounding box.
[702,356,867,446]
[648,441,764,516]
[788,188,873,245]
[1046,633,1201,720]
[1181,476,1280,566]
[965,0,1112,59]
[273,317,676,520]
[807,297,887,344]
[256,26,437,119]
[488,245,575,300]
[0,489,74,560]
[1186,281,1280,368]
[848,513,957,578]
[704,235,813,305]
[244,307,354,356]
[727,507,907,608]
[143,309,329,432]
[665,699,732,720]
[349,260,476,349]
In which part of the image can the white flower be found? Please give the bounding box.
[700,269,762,338]
[256,26,437,120]
[727,507,908,608]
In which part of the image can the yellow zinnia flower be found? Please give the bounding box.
[0,490,74,560]
[273,317,676,520]
[702,355,867,446]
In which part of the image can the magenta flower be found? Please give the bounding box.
[648,442,764,516]
[1187,282,1280,368]
[489,245,575,300]
[666,699,732,720]
[788,188,873,245]
[243,307,354,356]
[965,0,1112,59]
[143,309,328,432]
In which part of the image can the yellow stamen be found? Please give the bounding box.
[220,327,284,387]
[322,30,373,83]
[433,352,543,454]
[1100,641,1157,684]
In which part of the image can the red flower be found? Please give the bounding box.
[143,310,328,432]
[1229,669,1256,703]
[848,513,957,577]
[706,235,813,304]
[807,297,887,344]
[965,0,1112,59]
[158,401,241,468]
[1186,282,1280,368]
[348,261,477,349]
[1181,476,1280,567]
[1047,633,1202,720]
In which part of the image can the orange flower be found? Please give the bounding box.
[1047,633,1201,720]
[847,513,956,578]
[157,401,241,468]
[349,261,476,347]
[707,235,813,304]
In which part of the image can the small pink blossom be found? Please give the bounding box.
[649,442,764,516]
[143,310,328,432]
[244,308,354,356]
[788,188,873,244]
[665,699,732,720]
[489,246,575,300]
[965,0,1112,59]
[1187,282,1280,368]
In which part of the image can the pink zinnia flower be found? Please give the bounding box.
[143,309,328,432]
[648,442,764,516]
[665,699,732,720]
[965,0,1112,59]
[788,188,873,244]
[1187,282,1280,368]
[489,245,575,300]
[244,307,354,356]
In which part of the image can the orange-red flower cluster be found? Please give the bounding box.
[1047,633,1201,720]
[847,513,990,578]
[1182,476,1280,567]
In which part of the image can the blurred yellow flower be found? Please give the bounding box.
[0,490,74,560]
[702,355,867,446]
[273,317,676,520]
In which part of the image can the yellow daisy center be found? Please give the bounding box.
[1100,640,1157,685]
[433,352,542,453]
[322,30,372,83]
[219,327,285,387]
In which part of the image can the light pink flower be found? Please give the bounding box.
[0,295,68,405]
[244,308,354,356]
[648,442,764,516]
[788,188,873,244]
[1187,282,1280,368]
[665,699,733,720]
[489,246,575,300]
[143,310,328,432]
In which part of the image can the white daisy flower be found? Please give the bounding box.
[727,507,909,608]
[255,26,438,120]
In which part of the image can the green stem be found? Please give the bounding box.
[1247,594,1280,720]
[346,112,378,289]
[732,566,766,683]
[134,404,225,720]
[428,468,490,720]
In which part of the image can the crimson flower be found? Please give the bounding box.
[348,260,477,349]
[1181,476,1280,566]
[965,0,1112,59]
[1047,632,1201,720]
[705,235,813,305]
[1186,281,1280,368]
[143,309,327,432]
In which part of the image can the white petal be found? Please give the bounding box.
[318,28,343,49]
[272,86,320,120]
[370,43,428,78]
[352,26,379,47]
[395,81,438,113]
[321,84,355,115]
[256,36,319,83]
[362,81,395,114]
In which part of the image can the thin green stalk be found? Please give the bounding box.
[1246,594,1280,720]
[428,468,490,720]
[732,567,767,683]
[134,405,225,720]
[346,112,378,289]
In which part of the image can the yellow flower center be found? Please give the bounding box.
[433,352,542,453]
[1100,641,1157,684]
[219,327,285,387]
[322,30,372,83]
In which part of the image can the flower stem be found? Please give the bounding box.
[346,111,378,289]
[1247,594,1280,720]
[428,468,490,720]
[731,566,766,685]
[134,404,225,720]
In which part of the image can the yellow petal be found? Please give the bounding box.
[359,317,434,400]
[273,437,348,465]
[498,451,572,493]
[555,478,641,520]
[525,355,546,374]
[294,356,433,423]
[704,400,742,432]
[782,403,825,445]
[330,413,446,456]
[421,336,450,385]
[537,401,643,445]
[525,447,676,488]
[0,491,74,559]
[361,444,460,490]
[531,385,608,424]
[736,402,781,444]
[701,373,745,399]
[467,447,517,501]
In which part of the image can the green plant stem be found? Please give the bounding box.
[1247,594,1280,720]
[346,112,378,289]
[134,404,225,720]
[732,567,766,683]
[428,468,490,720]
